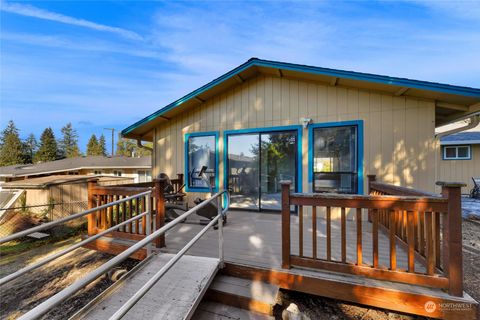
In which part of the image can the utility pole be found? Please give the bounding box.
[103,128,115,156]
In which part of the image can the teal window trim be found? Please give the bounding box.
[223,125,303,194]
[308,120,364,194]
[184,131,219,192]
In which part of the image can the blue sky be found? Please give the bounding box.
[1,0,479,153]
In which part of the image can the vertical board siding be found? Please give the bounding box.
[154,75,438,203]
[437,144,480,193]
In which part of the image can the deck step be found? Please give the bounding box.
[205,274,280,315]
[74,253,219,320]
[193,301,275,320]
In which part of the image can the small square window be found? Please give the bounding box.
[443,145,471,160]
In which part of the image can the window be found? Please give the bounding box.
[185,132,218,191]
[312,125,359,194]
[94,170,102,175]
[443,145,471,160]
[138,170,152,183]
[113,170,122,176]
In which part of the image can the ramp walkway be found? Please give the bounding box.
[77,253,219,320]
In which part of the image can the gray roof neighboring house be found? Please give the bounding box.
[1,175,131,189]
[440,131,480,145]
[0,156,151,178]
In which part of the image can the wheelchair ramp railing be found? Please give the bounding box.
[0,188,230,320]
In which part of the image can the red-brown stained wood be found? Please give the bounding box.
[281,182,291,269]
[372,209,378,268]
[434,212,441,269]
[154,179,166,248]
[407,211,415,272]
[356,208,362,266]
[389,211,396,270]
[128,199,134,234]
[141,196,147,235]
[326,206,331,261]
[121,199,126,232]
[299,206,303,257]
[87,180,98,235]
[425,212,435,275]
[135,197,140,234]
[341,207,346,263]
[419,211,425,256]
[440,183,464,297]
[312,206,317,259]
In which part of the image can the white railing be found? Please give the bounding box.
[1,189,230,320]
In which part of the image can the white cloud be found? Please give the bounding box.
[0,1,143,40]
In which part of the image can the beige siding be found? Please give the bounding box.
[437,144,480,194]
[153,75,438,199]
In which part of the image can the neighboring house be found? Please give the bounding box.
[121,58,480,211]
[438,131,480,193]
[0,175,133,221]
[0,156,152,184]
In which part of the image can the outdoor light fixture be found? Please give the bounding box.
[300,117,312,128]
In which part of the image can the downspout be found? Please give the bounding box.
[435,114,480,138]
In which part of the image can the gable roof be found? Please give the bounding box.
[440,131,480,145]
[122,58,480,140]
[0,156,151,178]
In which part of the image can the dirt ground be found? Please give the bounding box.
[0,239,138,320]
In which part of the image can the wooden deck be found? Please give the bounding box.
[163,210,424,272]
[156,210,477,319]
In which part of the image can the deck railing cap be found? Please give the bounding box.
[435,181,467,187]
[280,180,292,185]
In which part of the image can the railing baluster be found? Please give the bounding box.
[356,208,362,266]
[299,206,303,257]
[312,206,317,259]
[372,209,378,268]
[341,207,346,263]
[434,211,441,269]
[425,212,434,275]
[419,211,425,256]
[326,206,331,261]
[389,210,396,270]
[142,196,147,235]
[407,211,415,272]
[129,199,134,233]
[135,198,140,234]
[122,198,127,232]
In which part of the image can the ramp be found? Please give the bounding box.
[76,253,219,320]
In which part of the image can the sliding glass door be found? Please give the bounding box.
[227,130,297,211]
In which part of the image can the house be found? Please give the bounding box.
[438,131,480,194]
[122,58,480,210]
[0,156,152,185]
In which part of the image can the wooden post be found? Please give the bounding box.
[87,179,99,236]
[281,181,291,269]
[436,181,465,297]
[154,178,167,248]
[367,175,376,222]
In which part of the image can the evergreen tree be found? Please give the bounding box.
[34,127,58,162]
[59,123,80,158]
[98,134,107,156]
[87,134,99,156]
[0,121,24,166]
[22,133,38,163]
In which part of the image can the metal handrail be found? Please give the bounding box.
[18,189,230,320]
[0,210,149,286]
[0,190,152,245]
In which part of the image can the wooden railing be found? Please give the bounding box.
[281,179,465,297]
[87,178,167,247]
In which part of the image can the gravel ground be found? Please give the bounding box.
[0,241,138,320]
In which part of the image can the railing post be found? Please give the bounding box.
[217,195,224,269]
[154,178,166,248]
[281,181,291,269]
[145,194,153,256]
[436,181,465,297]
[87,179,99,236]
[367,175,376,222]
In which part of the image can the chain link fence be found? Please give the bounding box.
[0,200,88,238]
